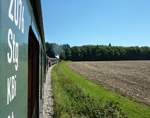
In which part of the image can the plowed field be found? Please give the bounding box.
[69,61,150,105]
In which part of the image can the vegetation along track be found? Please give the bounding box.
[52,62,150,118]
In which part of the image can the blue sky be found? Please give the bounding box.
[42,0,150,46]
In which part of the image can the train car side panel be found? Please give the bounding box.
[0,0,32,117]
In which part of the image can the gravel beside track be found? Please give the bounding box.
[42,66,54,118]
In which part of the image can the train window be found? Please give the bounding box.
[28,29,39,118]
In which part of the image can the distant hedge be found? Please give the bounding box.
[46,42,150,61]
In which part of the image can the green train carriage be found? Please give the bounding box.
[0,0,47,117]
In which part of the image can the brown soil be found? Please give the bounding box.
[69,61,150,105]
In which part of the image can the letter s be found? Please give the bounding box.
[7,29,13,63]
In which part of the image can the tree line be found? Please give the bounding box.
[45,42,150,61]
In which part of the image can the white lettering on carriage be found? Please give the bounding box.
[7,0,25,117]
[8,112,14,118]
[8,0,24,33]
[7,29,19,71]
[7,75,16,105]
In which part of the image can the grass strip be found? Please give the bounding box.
[52,62,150,118]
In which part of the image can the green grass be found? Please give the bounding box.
[52,62,150,118]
